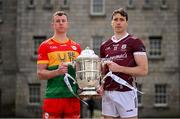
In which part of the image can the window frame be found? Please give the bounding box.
[154,84,168,107]
[28,83,41,105]
[148,36,163,59]
[90,0,105,16]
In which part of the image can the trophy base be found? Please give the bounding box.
[79,87,101,99]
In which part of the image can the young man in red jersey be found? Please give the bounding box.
[37,11,81,119]
[99,8,148,119]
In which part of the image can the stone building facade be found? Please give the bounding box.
[0,0,17,117]
[0,0,179,118]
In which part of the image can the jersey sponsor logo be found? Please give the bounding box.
[49,45,58,49]
[109,53,127,60]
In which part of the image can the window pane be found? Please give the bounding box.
[29,84,40,103]
[91,0,105,15]
[149,36,162,57]
[93,0,103,13]
[155,84,167,105]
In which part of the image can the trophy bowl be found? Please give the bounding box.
[76,47,101,98]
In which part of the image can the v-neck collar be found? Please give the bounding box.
[111,33,129,43]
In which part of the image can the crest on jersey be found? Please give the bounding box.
[71,46,77,50]
[121,44,127,49]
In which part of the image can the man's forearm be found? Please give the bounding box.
[119,65,148,76]
[37,69,60,80]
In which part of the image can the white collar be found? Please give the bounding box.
[111,33,129,43]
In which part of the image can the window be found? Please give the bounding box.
[143,0,152,10]
[43,0,52,10]
[160,0,168,10]
[149,36,162,58]
[29,0,34,5]
[33,36,46,55]
[92,36,103,56]
[27,0,35,9]
[137,84,142,106]
[29,84,40,104]
[154,84,168,107]
[90,0,105,16]
[61,0,70,9]
[127,0,135,9]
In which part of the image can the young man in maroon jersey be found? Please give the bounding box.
[99,8,148,119]
[37,11,81,119]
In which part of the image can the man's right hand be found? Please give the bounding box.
[56,63,68,75]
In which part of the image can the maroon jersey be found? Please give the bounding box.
[100,34,146,91]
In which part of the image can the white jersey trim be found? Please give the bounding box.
[133,52,147,56]
[111,33,129,43]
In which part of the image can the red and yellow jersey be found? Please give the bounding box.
[37,38,81,98]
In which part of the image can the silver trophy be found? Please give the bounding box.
[76,47,101,97]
